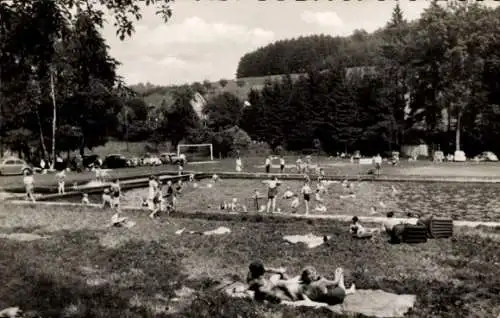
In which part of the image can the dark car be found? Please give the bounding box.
[102,154,129,169]
[83,154,100,168]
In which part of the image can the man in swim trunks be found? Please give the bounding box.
[263,176,280,213]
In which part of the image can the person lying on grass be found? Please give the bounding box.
[246,261,355,306]
[291,266,356,306]
[349,216,379,239]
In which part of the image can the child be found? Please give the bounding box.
[141,197,149,207]
[23,170,35,202]
[56,170,66,194]
[82,193,90,205]
[178,162,184,176]
[149,189,163,219]
[290,194,300,213]
[263,176,281,213]
[253,190,263,212]
[279,156,285,173]
[163,180,175,211]
[282,187,294,199]
[317,167,325,181]
[102,189,112,208]
[296,157,303,173]
[110,179,121,209]
[314,188,324,203]
[236,156,243,172]
[301,181,312,215]
[148,175,159,210]
[265,156,272,174]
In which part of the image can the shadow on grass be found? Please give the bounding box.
[0,229,186,317]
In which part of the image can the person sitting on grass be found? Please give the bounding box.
[314,188,324,203]
[349,216,379,239]
[102,189,112,208]
[383,212,408,243]
[110,179,121,210]
[81,193,90,205]
[290,194,300,213]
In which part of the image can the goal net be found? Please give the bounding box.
[177,143,214,162]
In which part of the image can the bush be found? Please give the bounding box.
[236,79,246,87]
[218,79,229,88]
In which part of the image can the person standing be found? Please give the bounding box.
[279,156,285,173]
[301,180,312,215]
[263,176,281,213]
[110,179,121,210]
[265,156,272,174]
[23,170,36,202]
[374,154,382,175]
[236,156,243,172]
[56,170,66,194]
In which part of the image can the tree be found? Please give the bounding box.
[203,92,243,131]
[219,79,229,88]
[162,86,200,147]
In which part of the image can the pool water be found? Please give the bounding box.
[119,179,500,222]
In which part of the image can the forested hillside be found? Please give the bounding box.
[236,31,384,78]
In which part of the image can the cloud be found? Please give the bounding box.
[139,16,275,47]
[104,16,275,85]
[300,11,344,28]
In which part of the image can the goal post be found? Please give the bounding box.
[177,143,214,161]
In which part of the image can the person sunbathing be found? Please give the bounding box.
[246,261,298,303]
[350,216,378,239]
[296,267,356,306]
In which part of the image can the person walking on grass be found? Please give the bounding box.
[265,156,272,174]
[301,180,312,215]
[279,156,285,173]
[56,169,66,194]
[23,170,36,202]
[263,176,281,213]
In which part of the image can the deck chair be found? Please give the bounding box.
[429,219,453,239]
[401,224,428,244]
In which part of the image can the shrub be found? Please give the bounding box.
[218,79,229,88]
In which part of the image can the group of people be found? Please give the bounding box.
[244,260,355,306]
[143,175,184,218]
[259,175,333,215]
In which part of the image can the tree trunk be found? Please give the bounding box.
[35,108,49,160]
[455,112,462,152]
[50,70,57,169]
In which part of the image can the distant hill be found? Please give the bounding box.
[130,73,305,109]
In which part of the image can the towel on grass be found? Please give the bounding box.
[175,226,231,236]
[283,233,331,248]
[220,279,416,318]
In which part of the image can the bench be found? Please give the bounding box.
[401,224,428,244]
[429,219,453,239]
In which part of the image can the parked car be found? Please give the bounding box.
[82,154,100,168]
[102,154,129,169]
[127,157,140,167]
[142,155,162,166]
[473,151,499,162]
[159,152,186,164]
[0,157,33,175]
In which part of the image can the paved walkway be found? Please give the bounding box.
[8,200,500,229]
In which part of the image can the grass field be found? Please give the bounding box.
[0,203,499,317]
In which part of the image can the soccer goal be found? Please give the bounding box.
[177,143,214,162]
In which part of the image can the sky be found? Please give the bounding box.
[99,0,496,86]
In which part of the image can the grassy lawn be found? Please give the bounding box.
[0,203,499,317]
